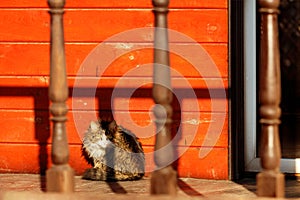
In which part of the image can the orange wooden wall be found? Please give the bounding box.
[0,0,228,179]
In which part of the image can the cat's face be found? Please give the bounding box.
[82,121,112,160]
[88,121,107,142]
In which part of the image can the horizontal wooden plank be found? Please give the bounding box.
[0,143,89,175]
[0,0,228,9]
[0,9,228,42]
[0,43,228,77]
[0,76,228,114]
[0,144,228,179]
[176,147,228,179]
[0,76,228,88]
[144,146,228,179]
[0,110,228,147]
[114,112,228,148]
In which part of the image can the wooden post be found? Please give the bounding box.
[46,0,75,193]
[150,0,177,195]
[257,0,285,197]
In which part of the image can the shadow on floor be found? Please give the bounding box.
[178,179,203,197]
[236,175,300,198]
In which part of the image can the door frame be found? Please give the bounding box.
[243,0,259,172]
[229,0,246,179]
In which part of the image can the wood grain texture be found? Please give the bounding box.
[0,76,228,113]
[0,110,228,147]
[176,147,228,179]
[0,0,229,179]
[0,9,227,42]
[0,43,228,77]
[0,0,227,8]
[0,76,228,120]
[0,144,228,179]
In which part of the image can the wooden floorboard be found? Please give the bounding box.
[1,174,300,199]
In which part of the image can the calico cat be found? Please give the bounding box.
[82,119,145,181]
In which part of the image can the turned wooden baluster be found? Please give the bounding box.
[46,0,74,192]
[150,0,177,195]
[257,0,284,197]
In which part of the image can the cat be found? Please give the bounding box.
[82,118,145,181]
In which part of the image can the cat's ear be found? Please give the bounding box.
[89,121,99,132]
[108,120,118,133]
[100,115,114,123]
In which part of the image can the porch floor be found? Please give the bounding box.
[0,174,299,199]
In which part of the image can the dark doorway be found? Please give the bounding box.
[278,0,300,159]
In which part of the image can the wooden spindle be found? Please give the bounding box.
[46,0,74,193]
[150,0,177,195]
[257,0,284,197]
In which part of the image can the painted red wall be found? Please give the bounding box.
[0,0,228,179]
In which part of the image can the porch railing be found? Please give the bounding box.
[46,0,74,193]
[150,0,177,195]
[46,0,286,197]
[46,0,177,195]
[257,0,284,197]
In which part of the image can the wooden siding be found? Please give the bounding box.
[0,1,228,179]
